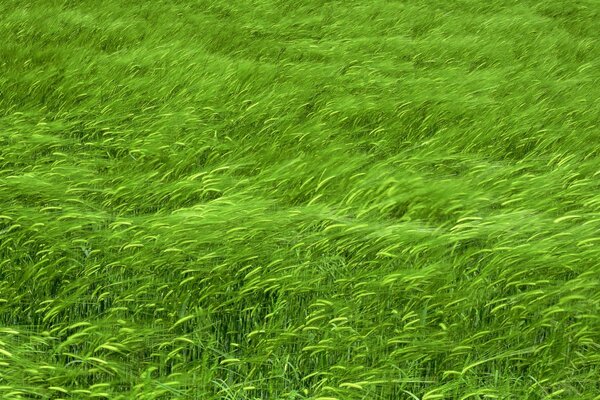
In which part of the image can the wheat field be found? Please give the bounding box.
[0,1,599,399]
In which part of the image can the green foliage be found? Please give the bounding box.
[1,0,599,398]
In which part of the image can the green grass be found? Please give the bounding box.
[1,0,599,398]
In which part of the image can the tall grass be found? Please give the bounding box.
[1,0,599,399]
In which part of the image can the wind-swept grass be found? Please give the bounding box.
[1,0,599,399]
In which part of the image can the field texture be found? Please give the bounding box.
[1,1,599,399]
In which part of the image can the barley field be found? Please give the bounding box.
[0,1,599,399]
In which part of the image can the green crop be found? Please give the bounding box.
[0,0,599,399]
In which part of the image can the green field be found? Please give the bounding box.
[1,1,599,399]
